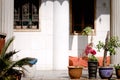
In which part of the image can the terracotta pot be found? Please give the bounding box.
[68,66,83,79]
[115,68,120,79]
[99,67,113,79]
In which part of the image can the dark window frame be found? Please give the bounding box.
[14,0,40,31]
[70,0,96,35]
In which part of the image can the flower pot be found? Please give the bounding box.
[99,67,113,79]
[115,68,120,79]
[68,66,83,79]
[88,61,98,79]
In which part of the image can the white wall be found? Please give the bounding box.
[14,0,54,70]
[13,0,110,71]
[13,0,69,70]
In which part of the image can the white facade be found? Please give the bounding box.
[0,0,113,71]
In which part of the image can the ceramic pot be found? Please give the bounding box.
[99,67,113,79]
[88,61,98,79]
[115,68,120,79]
[68,66,83,79]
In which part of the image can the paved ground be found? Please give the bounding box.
[21,68,116,80]
[21,68,88,80]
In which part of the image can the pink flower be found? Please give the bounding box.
[84,43,96,55]
[90,49,96,55]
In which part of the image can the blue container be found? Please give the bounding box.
[99,67,113,79]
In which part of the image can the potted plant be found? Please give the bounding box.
[84,38,98,79]
[114,64,120,79]
[88,55,98,79]
[96,31,120,79]
[0,36,37,80]
[68,27,93,79]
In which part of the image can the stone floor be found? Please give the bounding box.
[21,68,116,80]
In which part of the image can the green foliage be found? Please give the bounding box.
[107,36,120,55]
[114,64,120,69]
[88,55,98,62]
[96,41,105,52]
[96,36,120,55]
[0,36,15,58]
[82,26,92,36]
[0,36,37,80]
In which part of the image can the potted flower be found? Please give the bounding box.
[68,27,93,79]
[114,64,120,79]
[84,41,98,79]
[0,36,37,80]
[96,31,120,79]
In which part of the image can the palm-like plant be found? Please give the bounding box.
[0,36,37,80]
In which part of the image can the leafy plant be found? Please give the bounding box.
[0,36,37,80]
[82,26,92,36]
[114,64,120,69]
[96,31,120,66]
[88,55,98,62]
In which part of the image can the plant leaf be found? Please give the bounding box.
[0,36,15,58]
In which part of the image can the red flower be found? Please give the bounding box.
[90,49,96,55]
[84,43,96,55]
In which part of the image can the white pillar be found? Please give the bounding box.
[0,0,13,39]
[111,0,120,64]
[53,0,69,70]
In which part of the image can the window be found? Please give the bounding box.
[70,0,95,34]
[14,0,40,31]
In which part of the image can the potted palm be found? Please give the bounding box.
[0,36,37,80]
[96,31,120,79]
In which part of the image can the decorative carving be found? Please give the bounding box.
[14,0,39,30]
[22,3,29,20]
[32,4,38,21]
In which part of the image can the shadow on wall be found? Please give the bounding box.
[42,0,69,5]
[96,0,110,22]
[69,35,88,57]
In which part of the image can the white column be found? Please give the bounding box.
[1,0,13,39]
[111,0,120,64]
[53,0,69,70]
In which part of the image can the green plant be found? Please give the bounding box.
[0,36,37,80]
[82,26,92,36]
[114,64,120,69]
[96,31,120,67]
[88,55,98,62]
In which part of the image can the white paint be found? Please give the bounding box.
[111,0,120,65]
[0,0,110,70]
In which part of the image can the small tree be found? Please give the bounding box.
[96,31,120,67]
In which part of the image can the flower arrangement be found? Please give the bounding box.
[83,28,98,62]
[84,42,98,62]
